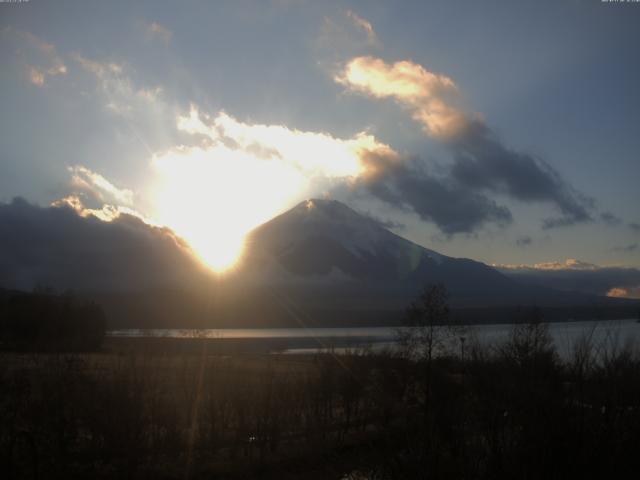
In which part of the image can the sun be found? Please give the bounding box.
[144,107,387,272]
[182,221,245,273]
[148,144,306,272]
[204,244,243,272]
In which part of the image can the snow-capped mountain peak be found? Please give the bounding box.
[246,199,449,280]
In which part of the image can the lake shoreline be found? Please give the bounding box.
[104,318,640,357]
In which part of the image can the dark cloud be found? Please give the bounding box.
[516,236,532,247]
[0,198,208,292]
[377,218,405,231]
[601,211,622,226]
[361,161,512,235]
[338,57,602,233]
[352,118,597,235]
[630,222,640,233]
[360,211,405,231]
[612,243,638,253]
[542,216,588,230]
[497,262,640,298]
[449,120,595,229]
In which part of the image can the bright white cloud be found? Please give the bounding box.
[177,106,218,140]
[53,167,148,223]
[148,106,400,270]
[68,165,134,206]
[52,195,129,222]
[174,106,398,179]
[211,112,390,177]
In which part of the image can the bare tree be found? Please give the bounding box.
[398,284,451,364]
[397,283,452,435]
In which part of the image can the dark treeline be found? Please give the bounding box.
[0,288,106,351]
[1,285,640,478]
[451,303,640,325]
[87,285,640,330]
[2,321,640,478]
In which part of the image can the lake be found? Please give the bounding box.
[108,319,640,357]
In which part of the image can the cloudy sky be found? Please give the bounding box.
[1,0,639,273]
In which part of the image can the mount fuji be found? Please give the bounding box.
[241,199,538,304]
[1,198,635,328]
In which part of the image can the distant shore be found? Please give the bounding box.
[104,317,640,357]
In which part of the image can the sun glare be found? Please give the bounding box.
[188,229,246,272]
[146,108,397,272]
[149,143,306,272]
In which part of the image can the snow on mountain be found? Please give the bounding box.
[242,199,520,299]
[239,199,630,311]
[245,199,446,280]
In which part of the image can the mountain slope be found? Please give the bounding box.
[0,198,208,292]
[242,199,536,305]
[1,198,634,328]
[246,199,438,280]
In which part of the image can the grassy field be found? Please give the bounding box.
[1,340,411,479]
[3,324,640,479]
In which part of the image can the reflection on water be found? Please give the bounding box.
[108,319,640,357]
[108,326,399,339]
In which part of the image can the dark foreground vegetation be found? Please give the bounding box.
[0,289,106,351]
[2,285,640,479]
[1,321,640,479]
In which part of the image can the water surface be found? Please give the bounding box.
[108,319,640,357]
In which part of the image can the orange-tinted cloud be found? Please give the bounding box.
[495,258,600,271]
[495,259,640,298]
[27,67,45,86]
[52,166,143,223]
[346,10,378,46]
[145,21,172,44]
[336,55,596,230]
[3,29,67,86]
[336,56,467,138]
[51,195,124,222]
[607,286,640,299]
[68,165,134,206]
